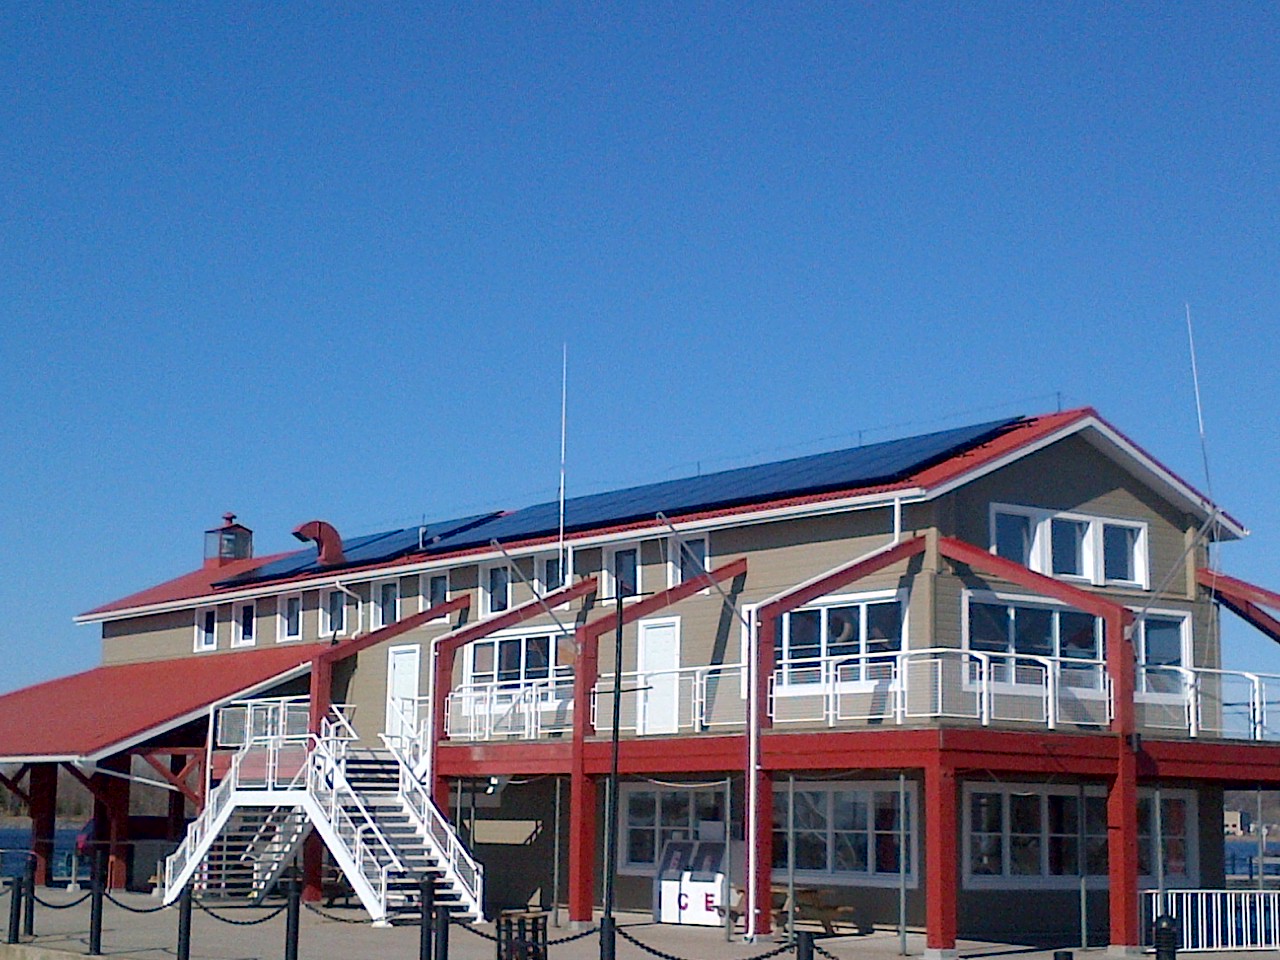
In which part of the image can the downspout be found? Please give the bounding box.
[744,495,904,940]
[333,580,363,638]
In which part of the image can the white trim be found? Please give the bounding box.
[422,572,451,620]
[193,606,218,653]
[277,593,302,643]
[320,587,348,638]
[989,502,1151,590]
[481,562,512,616]
[667,533,710,590]
[604,543,642,600]
[231,601,256,648]
[373,577,401,629]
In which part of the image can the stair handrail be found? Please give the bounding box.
[307,734,407,878]
[163,736,255,897]
[379,734,485,916]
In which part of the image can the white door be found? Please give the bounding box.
[638,619,681,735]
[385,644,421,744]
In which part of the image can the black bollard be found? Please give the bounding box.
[284,874,301,960]
[23,859,35,937]
[88,850,105,956]
[599,914,615,960]
[796,930,815,960]
[176,887,193,960]
[433,904,449,960]
[1153,914,1179,960]
[6,878,22,945]
[419,878,435,960]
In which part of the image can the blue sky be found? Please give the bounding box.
[2,3,1278,693]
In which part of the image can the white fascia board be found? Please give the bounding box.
[79,662,313,764]
[0,753,79,764]
[925,416,1247,540]
[76,487,928,625]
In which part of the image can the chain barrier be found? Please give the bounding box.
[453,918,502,942]
[303,902,369,924]
[812,940,841,960]
[548,925,598,945]
[30,890,92,910]
[617,924,795,960]
[193,899,289,925]
[104,892,169,914]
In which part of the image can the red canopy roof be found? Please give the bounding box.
[0,646,315,762]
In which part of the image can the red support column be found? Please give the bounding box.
[1109,743,1140,948]
[567,770,597,923]
[92,755,130,891]
[28,764,57,887]
[925,763,958,958]
[302,831,324,903]
[749,614,776,936]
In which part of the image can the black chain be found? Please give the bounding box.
[104,892,169,914]
[303,902,369,924]
[548,925,598,945]
[812,940,841,960]
[193,899,289,925]
[30,890,92,910]
[453,919,502,942]
[617,925,794,960]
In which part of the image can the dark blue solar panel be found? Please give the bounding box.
[215,513,499,587]
[429,418,1018,552]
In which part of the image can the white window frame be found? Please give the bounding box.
[1133,608,1192,699]
[538,552,568,595]
[321,588,347,638]
[961,782,1198,889]
[422,572,451,619]
[373,578,400,629]
[232,601,256,648]
[961,590,1109,693]
[988,503,1150,589]
[277,593,303,643]
[194,606,218,652]
[604,544,642,600]
[772,588,909,693]
[668,534,710,589]
[771,780,919,888]
[482,563,512,615]
[463,628,573,707]
[619,782,729,874]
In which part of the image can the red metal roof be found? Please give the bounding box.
[80,552,291,618]
[0,646,315,762]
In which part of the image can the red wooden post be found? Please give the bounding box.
[750,613,777,935]
[28,764,56,887]
[1107,608,1140,948]
[925,762,958,957]
[567,769,598,922]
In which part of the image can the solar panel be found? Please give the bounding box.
[427,417,1018,552]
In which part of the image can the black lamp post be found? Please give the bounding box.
[600,588,625,960]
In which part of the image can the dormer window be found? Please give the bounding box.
[990,505,1148,589]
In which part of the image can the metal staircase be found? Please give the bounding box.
[163,711,484,924]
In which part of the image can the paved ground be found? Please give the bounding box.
[0,887,1161,960]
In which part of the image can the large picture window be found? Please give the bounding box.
[467,631,572,691]
[772,781,917,886]
[990,504,1149,589]
[775,592,905,684]
[621,784,726,871]
[965,594,1104,686]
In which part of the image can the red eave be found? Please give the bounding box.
[81,551,293,617]
[0,645,315,761]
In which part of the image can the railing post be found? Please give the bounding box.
[176,886,193,960]
[1187,671,1200,738]
[419,877,435,960]
[433,904,449,960]
[284,871,301,960]
[89,848,105,956]
[23,856,35,937]
[6,876,22,945]
[1046,660,1058,730]
[796,929,815,960]
[1254,677,1265,741]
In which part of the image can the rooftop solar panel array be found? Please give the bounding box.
[214,416,1018,589]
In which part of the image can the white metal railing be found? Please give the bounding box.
[1143,889,1280,951]
[215,696,311,747]
[379,734,485,919]
[445,678,575,741]
[768,649,1113,730]
[1135,665,1280,741]
[592,664,746,735]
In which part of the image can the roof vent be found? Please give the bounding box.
[204,513,253,568]
[293,520,346,566]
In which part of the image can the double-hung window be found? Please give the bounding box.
[965,594,1104,688]
[194,607,218,652]
[540,554,565,593]
[278,594,302,642]
[468,631,572,694]
[775,592,905,684]
[772,782,916,885]
[607,546,640,599]
[424,573,449,613]
[232,602,256,648]
[485,564,511,614]
[1135,612,1189,694]
[321,589,346,637]
[671,536,709,586]
[990,504,1149,588]
[375,580,400,628]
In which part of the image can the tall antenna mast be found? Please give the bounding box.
[1185,303,1214,501]
[558,344,568,576]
